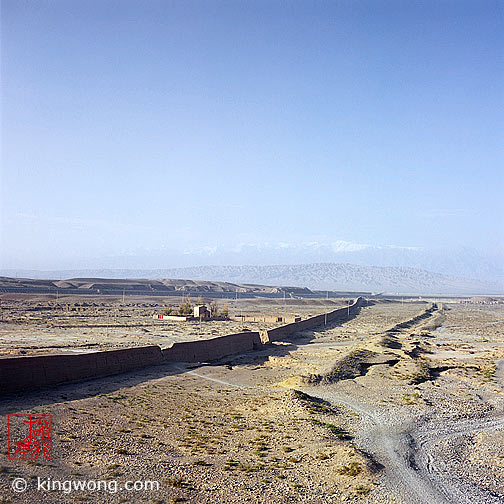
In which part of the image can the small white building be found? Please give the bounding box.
[194,305,211,319]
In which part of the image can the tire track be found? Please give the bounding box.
[305,387,504,504]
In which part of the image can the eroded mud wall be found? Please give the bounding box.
[162,331,262,363]
[264,297,364,342]
[1,299,364,393]
[0,345,163,394]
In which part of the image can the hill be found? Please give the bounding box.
[2,262,502,294]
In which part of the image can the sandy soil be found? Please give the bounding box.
[0,295,347,357]
[1,298,504,503]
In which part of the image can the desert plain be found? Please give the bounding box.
[0,293,503,504]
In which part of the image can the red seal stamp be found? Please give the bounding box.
[8,414,53,461]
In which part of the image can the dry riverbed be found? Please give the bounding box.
[1,298,503,503]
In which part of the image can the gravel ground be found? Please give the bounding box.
[0,295,348,357]
[1,299,503,503]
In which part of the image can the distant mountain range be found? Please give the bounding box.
[4,242,502,289]
[2,262,502,295]
[175,242,504,284]
[13,241,500,283]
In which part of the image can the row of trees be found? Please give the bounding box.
[163,296,229,318]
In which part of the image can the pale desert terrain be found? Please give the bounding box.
[1,295,503,504]
[0,294,346,357]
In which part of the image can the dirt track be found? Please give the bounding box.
[1,299,504,503]
[186,300,504,503]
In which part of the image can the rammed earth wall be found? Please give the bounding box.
[0,345,163,394]
[162,331,262,363]
[262,297,364,342]
[0,298,365,393]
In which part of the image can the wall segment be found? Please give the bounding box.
[1,298,364,394]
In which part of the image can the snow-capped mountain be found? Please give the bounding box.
[178,242,503,283]
[3,262,502,294]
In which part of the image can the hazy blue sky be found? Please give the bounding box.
[1,0,503,270]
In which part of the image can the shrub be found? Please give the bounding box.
[355,485,370,495]
[338,461,361,476]
[167,477,184,488]
[209,300,219,317]
[178,296,193,316]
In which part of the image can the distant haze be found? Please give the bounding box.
[1,2,502,276]
[1,262,502,295]
[2,242,502,286]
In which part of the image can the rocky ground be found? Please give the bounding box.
[0,295,347,357]
[1,298,503,503]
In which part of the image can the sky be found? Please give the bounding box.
[1,0,503,270]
